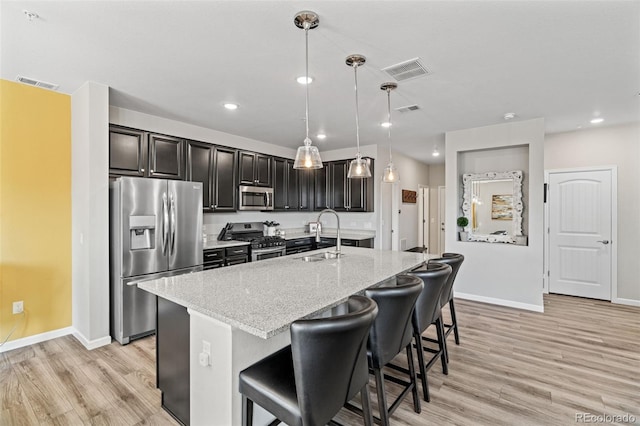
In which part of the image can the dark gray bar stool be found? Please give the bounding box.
[239,295,378,426]
[363,274,423,426]
[407,263,451,402]
[429,253,464,361]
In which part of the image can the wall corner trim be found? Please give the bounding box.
[0,326,74,354]
[454,291,544,313]
[72,330,112,350]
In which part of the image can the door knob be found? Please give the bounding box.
[596,240,610,245]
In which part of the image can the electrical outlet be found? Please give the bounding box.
[13,301,23,314]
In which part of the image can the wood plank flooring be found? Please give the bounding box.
[1,294,638,425]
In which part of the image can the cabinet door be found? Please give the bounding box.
[298,168,312,211]
[331,161,348,211]
[109,126,147,177]
[272,158,288,210]
[256,154,272,187]
[314,165,329,211]
[212,147,237,211]
[186,141,213,212]
[238,151,256,186]
[148,133,184,179]
[286,161,299,211]
[348,175,365,211]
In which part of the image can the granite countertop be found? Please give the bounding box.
[283,229,376,241]
[203,240,250,250]
[137,246,431,339]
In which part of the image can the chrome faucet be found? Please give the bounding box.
[316,208,341,256]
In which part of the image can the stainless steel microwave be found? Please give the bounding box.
[238,185,274,211]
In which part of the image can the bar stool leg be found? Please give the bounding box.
[436,317,449,375]
[413,331,430,402]
[406,344,421,414]
[450,299,460,345]
[361,383,375,426]
[242,395,253,426]
[373,368,390,426]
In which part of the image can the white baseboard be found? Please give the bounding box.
[72,331,112,350]
[454,292,544,313]
[0,326,74,353]
[612,298,640,307]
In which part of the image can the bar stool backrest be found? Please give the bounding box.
[290,295,378,426]
[365,274,424,368]
[408,263,451,333]
[429,254,464,307]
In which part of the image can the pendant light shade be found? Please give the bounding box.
[381,82,399,183]
[346,54,371,178]
[293,11,323,170]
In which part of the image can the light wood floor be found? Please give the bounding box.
[1,294,638,425]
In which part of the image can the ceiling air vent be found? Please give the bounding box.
[16,75,59,91]
[382,58,429,82]
[395,104,421,113]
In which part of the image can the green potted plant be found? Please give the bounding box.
[457,216,469,241]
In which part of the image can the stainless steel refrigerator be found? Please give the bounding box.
[110,177,203,344]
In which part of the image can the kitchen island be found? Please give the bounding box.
[138,246,432,425]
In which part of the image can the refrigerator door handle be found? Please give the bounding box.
[162,192,169,255]
[170,192,177,255]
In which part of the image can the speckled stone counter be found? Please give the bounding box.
[138,246,428,339]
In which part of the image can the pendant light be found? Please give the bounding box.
[346,54,372,178]
[380,82,399,183]
[293,11,323,170]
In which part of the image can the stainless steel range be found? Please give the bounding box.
[218,222,286,261]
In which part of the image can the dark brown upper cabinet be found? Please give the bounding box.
[109,125,148,177]
[314,158,374,212]
[239,151,272,187]
[148,133,184,180]
[185,140,214,212]
[273,158,299,211]
[313,166,329,211]
[109,125,184,180]
[212,147,238,212]
[297,168,313,211]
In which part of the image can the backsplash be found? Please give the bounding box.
[203,211,376,237]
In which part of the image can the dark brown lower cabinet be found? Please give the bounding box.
[157,297,190,425]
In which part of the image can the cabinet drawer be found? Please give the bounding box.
[225,246,249,257]
[286,238,314,248]
[226,255,248,266]
[203,260,225,270]
[203,249,224,262]
[341,239,357,247]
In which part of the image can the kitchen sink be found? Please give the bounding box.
[299,251,343,262]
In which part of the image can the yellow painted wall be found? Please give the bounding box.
[0,79,71,341]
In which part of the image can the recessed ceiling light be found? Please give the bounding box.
[590,117,604,124]
[296,76,313,85]
[504,112,516,120]
[432,147,440,157]
[316,133,326,140]
[381,122,392,128]
[223,103,239,110]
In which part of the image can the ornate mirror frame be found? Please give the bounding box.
[461,170,524,244]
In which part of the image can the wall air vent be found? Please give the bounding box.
[395,104,421,113]
[382,58,429,82]
[16,75,59,91]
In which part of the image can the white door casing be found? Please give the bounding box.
[417,186,429,251]
[438,186,446,255]
[547,168,615,300]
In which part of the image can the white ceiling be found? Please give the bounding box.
[2,1,639,164]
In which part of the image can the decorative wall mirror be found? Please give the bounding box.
[461,170,526,244]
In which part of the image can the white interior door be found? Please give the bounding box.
[379,183,392,250]
[438,186,446,255]
[391,185,400,251]
[548,169,613,300]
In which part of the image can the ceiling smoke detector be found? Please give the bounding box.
[16,75,59,91]
[395,104,420,113]
[382,58,429,82]
[504,112,516,120]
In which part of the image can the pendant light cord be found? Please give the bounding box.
[353,64,361,154]
[386,88,392,163]
[304,23,311,145]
